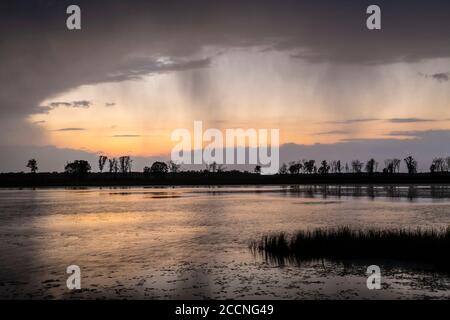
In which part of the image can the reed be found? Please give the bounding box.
[250,226,450,267]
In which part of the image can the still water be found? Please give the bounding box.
[0,185,449,299]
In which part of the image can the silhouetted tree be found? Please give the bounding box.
[98,155,108,173]
[384,159,394,174]
[351,160,363,173]
[279,163,288,174]
[430,163,436,174]
[330,160,341,173]
[404,156,417,175]
[431,157,446,173]
[26,159,38,173]
[150,161,169,174]
[254,165,262,174]
[446,157,450,172]
[300,159,308,173]
[64,160,91,175]
[288,161,302,174]
[384,159,400,174]
[318,160,330,175]
[167,160,181,173]
[205,162,215,173]
[393,158,401,173]
[204,161,225,173]
[345,162,349,173]
[365,158,377,175]
[108,158,119,173]
[119,156,132,173]
[304,160,316,174]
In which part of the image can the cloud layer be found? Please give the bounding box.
[0,0,450,169]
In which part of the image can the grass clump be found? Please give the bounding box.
[250,226,450,268]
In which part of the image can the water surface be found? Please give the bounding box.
[0,185,449,299]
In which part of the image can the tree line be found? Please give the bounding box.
[25,156,178,175]
[277,156,450,175]
[23,155,450,175]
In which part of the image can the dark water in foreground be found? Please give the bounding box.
[0,185,449,299]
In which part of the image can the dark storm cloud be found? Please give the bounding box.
[419,71,450,82]
[104,57,211,83]
[71,100,92,108]
[49,100,91,108]
[0,0,449,147]
[431,72,449,82]
[49,102,72,108]
[38,100,92,114]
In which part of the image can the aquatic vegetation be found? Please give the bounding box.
[251,227,450,269]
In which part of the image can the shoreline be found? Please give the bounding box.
[2,172,450,188]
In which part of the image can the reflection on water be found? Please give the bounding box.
[0,185,449,299]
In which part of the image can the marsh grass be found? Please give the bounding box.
[250,227,450,268]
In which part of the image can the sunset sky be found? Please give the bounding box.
[1,0,450,171]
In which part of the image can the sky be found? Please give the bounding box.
[1,0,450,172]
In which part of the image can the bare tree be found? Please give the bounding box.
[431,157,445,173]
[119,156,132,173]
[351,160,364,173]
[365,158,377,175]
[108,158,119,173]
[393,158,401,173]
[446,157,450,172]
[330,160,342,173]
[98,155,108,173]
[26,159,38,173]
[206,161,217,173]
[384,159,400,174]
[204,161,225,173]
[404,156,418,175]
[430,163,436,174]
[384,159,394,174]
